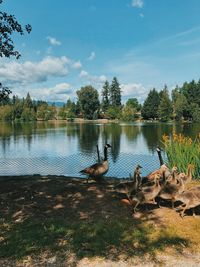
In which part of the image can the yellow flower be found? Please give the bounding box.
[162,134,169,143]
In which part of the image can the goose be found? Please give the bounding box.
[176,188,200,217]
[145,147,171,182]
[178,164,194,184]
[115,165,142,201]
[165,166,179,185]
[80,144,111,183]
[158,176,185,209]
[131,173,161,213]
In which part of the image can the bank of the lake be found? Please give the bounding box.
[1,175,200,267]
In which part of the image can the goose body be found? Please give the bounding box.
[80,144,111,181]
[80,160,109,177]
[158,177,184,209]
[176,188,200,217]
[145,148,170,182]
[178,164,194,184]
[131,173,161,212]
[115,165,142,200]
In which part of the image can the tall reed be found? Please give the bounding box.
[162,132,200,178]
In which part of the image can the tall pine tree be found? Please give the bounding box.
[141,88,160,120]
[158,85,173,121]
[101,80,110,112]
[109,77,121,107]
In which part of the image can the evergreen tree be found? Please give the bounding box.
[158,86,173,121]
[24,92,33,109]
[101,80,110,112]
[141,88,160,120]
[109,77,121,107]
[173,92,188,120]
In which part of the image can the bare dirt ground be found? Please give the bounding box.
[0,175,200,266]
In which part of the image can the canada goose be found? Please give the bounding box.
[143,164,169,184]
[176,188,200,217]
[178,164,194,184]
[115,165,142,201]
[164,166,179,185]
[131,173,161,213]
[80,144,111,182]
[158,176,185,209]
[145,147,171,182]
[156,147,164,165]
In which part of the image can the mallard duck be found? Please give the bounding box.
[80,144,111,182]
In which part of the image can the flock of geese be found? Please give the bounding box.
[80,144,200,218]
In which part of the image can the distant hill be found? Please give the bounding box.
[47,101,65,107]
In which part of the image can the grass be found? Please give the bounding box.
[0,216,189,260]
[162,132,200,178]
[0,175,200,266]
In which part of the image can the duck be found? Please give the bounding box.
[80,143,112,183]
[115,164,142,202]
[131,173,161,213]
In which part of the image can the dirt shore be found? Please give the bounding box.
[0,175,200,266]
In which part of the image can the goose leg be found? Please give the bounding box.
[133,200,140,213]
[180,204,188,218]
[192,208,196,217]
[172,198,175,209]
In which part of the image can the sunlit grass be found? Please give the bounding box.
[162,132,200,178]
[0,217,190,260]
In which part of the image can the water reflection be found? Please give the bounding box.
[140,123,173,152]
[76,123,100,153]
[0,121,200,176]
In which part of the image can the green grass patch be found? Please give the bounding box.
[0,216,189,260]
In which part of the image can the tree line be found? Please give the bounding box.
[1,77,200,122]
[1,1,200,123]
[1,0,200,123]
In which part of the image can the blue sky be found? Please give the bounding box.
[1,0,200,103]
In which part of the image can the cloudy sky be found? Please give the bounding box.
[1,0,200,103]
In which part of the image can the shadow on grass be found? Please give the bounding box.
[0,216,189,264]
[0,175,193,265]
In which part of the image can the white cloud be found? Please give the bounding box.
[131,0,144,8]
[88,51,96,60]
[121,83,147,103]
[79,70,89,77]
[46,36,61,46]
[16,83,74,102]
[0,56,70,84]
[79,70,107,85]
[72,60,82,69]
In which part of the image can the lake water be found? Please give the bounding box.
[0,121,199,178]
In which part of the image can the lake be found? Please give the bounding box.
[0,121,199,178]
